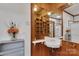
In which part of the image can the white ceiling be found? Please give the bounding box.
[0,3,27,14]
[65,4,79,15]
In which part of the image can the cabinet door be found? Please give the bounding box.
[0,41,24,56]
[3,48,24,56]
[1,42,24,51]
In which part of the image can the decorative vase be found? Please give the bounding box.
[8,22,19,41]
[11,33,16,41]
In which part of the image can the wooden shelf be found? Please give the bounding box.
[35,17,49,40]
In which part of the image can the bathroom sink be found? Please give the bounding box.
[44,37,62,48]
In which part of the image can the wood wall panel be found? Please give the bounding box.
[31,3,68,41]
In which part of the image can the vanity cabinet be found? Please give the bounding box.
[0,39,24,56]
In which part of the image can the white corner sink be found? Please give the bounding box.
[44,37,62,48]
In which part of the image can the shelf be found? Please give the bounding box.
[35,17,49,39]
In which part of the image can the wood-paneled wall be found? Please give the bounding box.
[31,3,69,41]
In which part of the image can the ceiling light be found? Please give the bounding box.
[56,15,61,19]
[48,12,51,16]
[33,5,38,12]
[33,7,37,11]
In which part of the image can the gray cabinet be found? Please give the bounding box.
[0,39,24,56]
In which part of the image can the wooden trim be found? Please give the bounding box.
[31,3,32,56]
[74,14,79,16]
[53,22,55,37]
[64,10,74,17]
[62,14,63,36]
[64,11,79,17]
[61,11,64,37]
[73,15,74,21]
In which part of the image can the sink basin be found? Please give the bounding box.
[44,37,62,48]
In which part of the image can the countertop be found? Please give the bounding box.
[0,39,24,44]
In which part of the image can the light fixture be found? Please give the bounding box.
[47,12,51,16]
[33,7,37,11]
[56,15,61,19]
[33,5,38,12]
